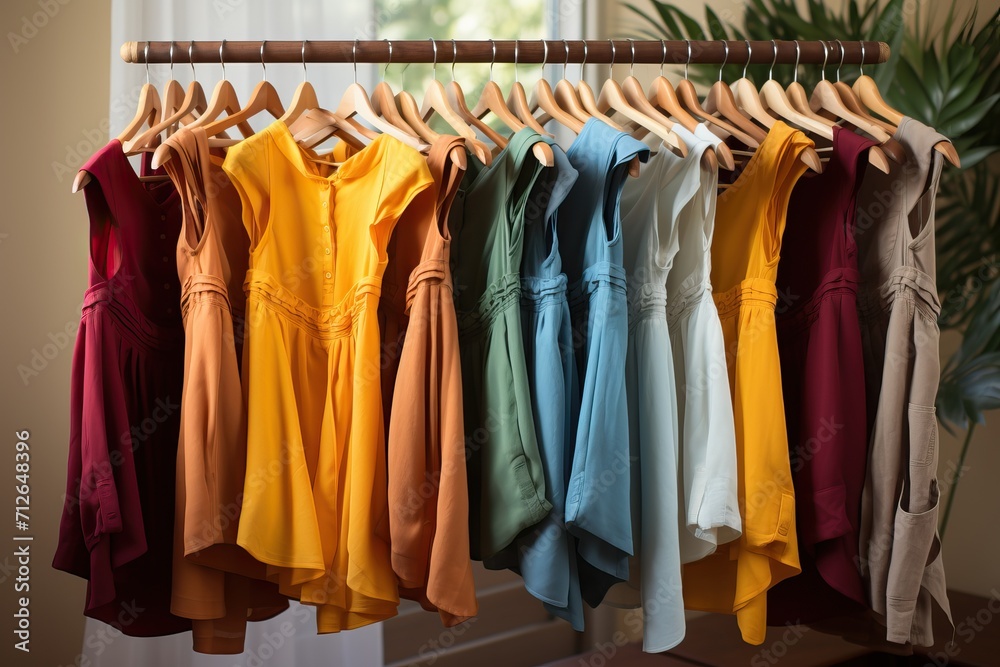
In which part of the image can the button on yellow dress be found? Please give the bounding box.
[222,121,433,633]
[682,121,811,644]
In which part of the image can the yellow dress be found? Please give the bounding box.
[222,121,433,632]
[682,121,811,644]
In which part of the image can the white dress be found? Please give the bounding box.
[610,122,737,653]
[666,124,742,570]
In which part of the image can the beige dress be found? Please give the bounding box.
[855,116,953,647]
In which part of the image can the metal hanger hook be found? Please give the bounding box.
[144,42,150,84]
[400,61,410,90]
[353,39,360,83]
[451,38,458,82]
[169,41,175,79]
[303,40,309,83]
[490,39,497,82]
[608,39,616,79]
[428,38,437,80]
[513,39,519,84]
[819,40,829,81]
[660,39,667,77]
[859,41,866,77]
[188,41,196,80]
[219,39,226,80]
[685,40,692,80]
[260,40,267,82]
[835,39,845,83]
[580,40,588,80]
[742,40,751,79]
[719,40,729,82]
[769,39,777,81]
[793,40,800,83]
[381,39,389,82]
[562,39,570,79]
[628,38,636,77]
[540,39,548,80]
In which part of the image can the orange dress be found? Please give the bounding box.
[161,127,287,653]
[222,121,433,632]
[682,121,811,644]
[381,135,477,626]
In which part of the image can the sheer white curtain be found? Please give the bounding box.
[92,2,384,666]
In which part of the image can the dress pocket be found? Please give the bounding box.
[744,490,795,557]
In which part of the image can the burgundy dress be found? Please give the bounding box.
[768,127,875,625]
[53,140,188,636]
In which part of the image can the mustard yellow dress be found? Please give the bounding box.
[682,121,811,644]
[222,121,433,632]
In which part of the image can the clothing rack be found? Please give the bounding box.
[120,39,889,67]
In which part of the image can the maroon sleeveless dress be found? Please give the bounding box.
[52,140,188,636]
[768,126,875,625]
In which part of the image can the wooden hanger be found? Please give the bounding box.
[280,40,321,125]
[504,39,552,136]
[597,40,687,160]
[117,42,162,144]
[395,67,489,165]
[730,41,823,172]
[466,40,554,166]
[669,40,740,168]
[124,42,207,154]
[459,39,511,147]
[529,39,585,135]
[75,45,163,193]
[412,39,493,161]
[369,40,419,137]
[703,41,769,149]
[851,43,960,168]
[180,41,252,134]
[150,43,251,166]
[569,40,619,129]
[199,41,286,144]
[290,107,377,152]
[810,41,898,168]
[632,39,728,169]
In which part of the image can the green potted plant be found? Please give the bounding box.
[625,0,1000,538]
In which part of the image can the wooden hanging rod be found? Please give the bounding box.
[121,39,889,66]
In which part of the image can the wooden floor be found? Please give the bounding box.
[542,591,1000,667]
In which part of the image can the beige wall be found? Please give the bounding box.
[0,0,111,664]
[0,1,995,666]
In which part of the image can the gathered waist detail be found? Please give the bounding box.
[667,278,712,324]
[713,278,778,317]
[568,261,627,310]
[521,273,569,310]
[776,267,862,333]
[857,266,941,320]
[457,272,521,336]
[627,282,668,324]
[83,282,183,353]
[244,268,381,340]
[405,258,453,314]
[180,274,232,318]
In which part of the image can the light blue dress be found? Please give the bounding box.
[484,139,585,629]
[612,125,724,652]
[560,119,650,607]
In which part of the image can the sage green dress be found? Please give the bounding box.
[450,129,552,560]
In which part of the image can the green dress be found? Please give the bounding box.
[450,129,552,560]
